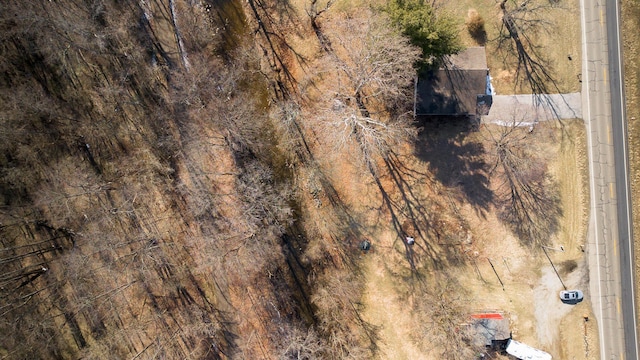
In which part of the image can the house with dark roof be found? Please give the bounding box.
[414,47,493,117]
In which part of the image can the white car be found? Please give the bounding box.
[560,290,584,303]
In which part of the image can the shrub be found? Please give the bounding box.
[465,9,487,45]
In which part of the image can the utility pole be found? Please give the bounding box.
[541,246,566,290]
[488,258,505,291]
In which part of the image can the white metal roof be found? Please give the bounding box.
[505,339,552,360]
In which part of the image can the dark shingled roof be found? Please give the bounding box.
[415,47,490,116]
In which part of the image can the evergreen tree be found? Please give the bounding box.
[386,0,461,63]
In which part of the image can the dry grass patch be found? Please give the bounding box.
[354,118,590,358]
[622,0,640,337]
[550,120,590,256]
[441,0,582,94]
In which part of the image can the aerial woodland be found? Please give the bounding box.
[0,0,575,359]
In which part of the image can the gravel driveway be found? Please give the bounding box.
[483,93,582,126]
[534,258,589,348]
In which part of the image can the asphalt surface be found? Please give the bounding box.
[581,0,638,358]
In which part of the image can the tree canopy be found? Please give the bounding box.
[386,0,461,63]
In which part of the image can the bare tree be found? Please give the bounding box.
[311,269,377,359]
[314,10,421,168]
[417,278,480,360]
[485,121,561,246]
[497,0,562,111]
[306,0,335,51]
[279,326,326,360]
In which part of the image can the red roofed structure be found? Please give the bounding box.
[470,312,504,320]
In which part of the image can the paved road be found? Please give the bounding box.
[581,0,638,358]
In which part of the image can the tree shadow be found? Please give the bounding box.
[360,149,473,274]
[384,156,454,271]
[485,124,563,248]
[366,168,424,272]
[495,0,576,120]
[414,116,493,215]
[244,0,310,98]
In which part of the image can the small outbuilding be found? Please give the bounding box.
[466,312,552,359]
[468,312,511,349]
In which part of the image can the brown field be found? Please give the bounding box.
[295,0,593,357]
